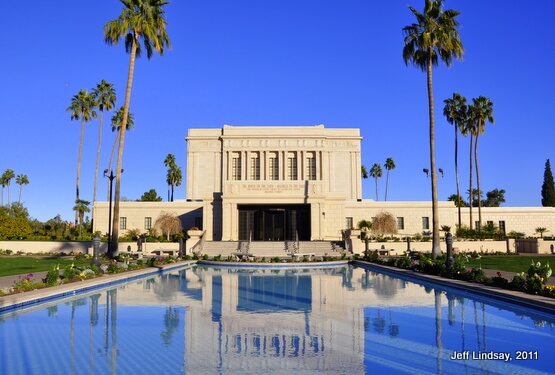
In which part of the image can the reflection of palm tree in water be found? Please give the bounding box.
[161,307,180,346]
[388,309,399,337]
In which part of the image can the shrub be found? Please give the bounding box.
[45,264,60,286]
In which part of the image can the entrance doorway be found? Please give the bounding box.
[238,204,310,241]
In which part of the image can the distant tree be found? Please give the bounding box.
[15,174,29,204]
[139,189,163,202]
[0,174,6,206]
[468,96,495,229]
[535,227,548,238]
[155,211,182,241]
[483,188,506,207]
[104,0,172,256]
[541,159,555,207]
[164,154,182,202]
[447,194,467,207]
[357,219,373,240]
[67,89,97,224]
[402,0,464,256]
[1,169,15,206]
[467,188,483,208]
[370,163,383,201]
[371,212,398,237]
[384,158,396,201]
[443,92,468,228]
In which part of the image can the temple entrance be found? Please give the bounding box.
[238,204,310,241]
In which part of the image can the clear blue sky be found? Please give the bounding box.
[1,1,553,222]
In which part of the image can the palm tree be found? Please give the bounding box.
[402,0,464,256]
[73,199,91,236]
[164,154,182,202]
[469,96,494,230]
[107,107,135,200]
[0,174,6,206]
[370,163,383,201]
[361,165,369,179]
[443,92,468,229]
[104,0,171,257]
[67,89,97,224]
[2,169,15,206]
[384,157,396,201]
[92,80,116,220]
[15,174,29,204]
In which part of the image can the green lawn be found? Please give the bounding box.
[465,255,553,273]
[0,257,92,278]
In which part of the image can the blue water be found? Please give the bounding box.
[1,264,554,374]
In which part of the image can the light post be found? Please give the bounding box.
[103,169,116,256]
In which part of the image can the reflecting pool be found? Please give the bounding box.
[1,264,554,374]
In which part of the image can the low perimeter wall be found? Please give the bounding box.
[349,238,555,256]
[1,239,554,256]
[0,241,181,255]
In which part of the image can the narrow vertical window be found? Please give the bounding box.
[306,153,316,180]
[421,217,429,230]
[345,217,353,229]
[287,154,297,180]
[144,217,152,230]
[120,217,127,230]
[269,154,279,180]
[250,154,260,180]
[232,153,241,180]
[397,217,404,230]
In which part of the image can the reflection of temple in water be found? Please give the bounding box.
[116,265,432,374]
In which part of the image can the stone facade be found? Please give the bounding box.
[92,125,555,241]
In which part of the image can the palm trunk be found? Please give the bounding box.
[375,177,379,201]
[76,117,85,224]
[93,111,104,232]
[18,185,22,204]
[107,133,119,200]
[469,133,474,230]
[455,127,461,229]
[475,128,482,231]
[385,171,390,201]
[427,57,441,256]
[110,38,137,257]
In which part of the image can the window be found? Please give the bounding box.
[120,217,127,230]
[287,155,298,180]
[421,217,429,230]
[475,221,481,231]
[306,153,316,180]
[144,217,152,230]
[397,217,405,230]
[269,154,279,180]
[231,154,241,180]
[345,217,353,229]
[499,220,506,234]
[250,155,260,180]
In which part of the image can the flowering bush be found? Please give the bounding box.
[525,261,552,293]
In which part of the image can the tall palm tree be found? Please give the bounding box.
[469,96,494,230]
[104,0,171,257]
[164,154,182,202]
[67,89,97,224]
[92,80,116,221]
[0,174,6,206]
[402,0,464,256]
[15,174,29,204]
[370,163,383,201]
[443,92,468,229]
[1,169,15,206]
[361,165,369,179]
[384,157,396,201]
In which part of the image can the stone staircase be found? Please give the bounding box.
[199,240,345,258]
